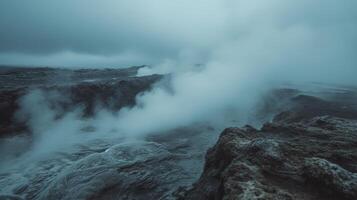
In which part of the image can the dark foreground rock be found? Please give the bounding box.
[183,94,357,200]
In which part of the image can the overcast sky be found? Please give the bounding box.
[0,0,225,67]
[0,0,356,69]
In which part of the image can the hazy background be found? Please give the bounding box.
[1,0,357,162]
[0,0,356,73]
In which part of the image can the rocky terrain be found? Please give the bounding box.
[0,66,216,200]
[182,90,357,200]
[0,66,161,137]
[1,66,357,200]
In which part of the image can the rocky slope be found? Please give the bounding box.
[182,93,357,200]
[0,66,161,137]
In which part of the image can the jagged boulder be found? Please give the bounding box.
[183,95,357,200]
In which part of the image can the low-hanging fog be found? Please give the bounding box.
[1,0,357,165]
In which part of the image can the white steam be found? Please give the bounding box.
[118,0,357,134]
[1,0,357,164]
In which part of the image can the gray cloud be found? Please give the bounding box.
[1,0,356,68]
[0,1,171,54]
[0,1,355,67]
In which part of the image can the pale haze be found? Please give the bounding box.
[1,0,356,149]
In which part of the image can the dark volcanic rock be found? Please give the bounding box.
[0,66,161,137]
[183,95,357,200]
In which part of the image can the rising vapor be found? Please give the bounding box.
[0,1,356,199]
[0,0,355,156]
[0,2,356,198]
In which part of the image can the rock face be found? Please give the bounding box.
[0,66,161,137]
[183,94,357,200]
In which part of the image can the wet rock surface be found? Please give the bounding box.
[0,125,216,200]
[30,142,191,200]
[183,92,357,200]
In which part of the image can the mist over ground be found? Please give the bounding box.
[1,0,357,158]
[0,1,357,197]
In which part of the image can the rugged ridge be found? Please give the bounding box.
[0,66,162,137]
[182,94,357,200]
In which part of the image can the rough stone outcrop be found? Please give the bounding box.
[183,94,357,200]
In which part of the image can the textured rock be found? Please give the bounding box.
[183,94,357,200]
[0,66,161,137]
[303,158,357,199]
